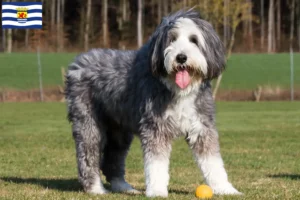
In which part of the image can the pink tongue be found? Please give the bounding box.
[175,70,191,89]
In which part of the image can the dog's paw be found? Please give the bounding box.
[110,179,141,194]
[146,188,168,198]
[212,183,242,195]
[124,188,142,194]
[87,186,109,195]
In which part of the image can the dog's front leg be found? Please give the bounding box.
[186,128,241,195]
[140,132,172,198]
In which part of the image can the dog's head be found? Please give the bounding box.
[148,9,225,95]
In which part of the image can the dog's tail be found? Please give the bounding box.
[65,51,98,122]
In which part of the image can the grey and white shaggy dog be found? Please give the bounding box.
[65,9,241,197]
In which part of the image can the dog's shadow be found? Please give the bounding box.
[169,189,190,195]
[1,176,190,195]
[0,177,83,192]
[267,174,300,180]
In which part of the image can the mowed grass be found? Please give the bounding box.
[0,53,299,90]
[0,53,76,90]
[0,102,300,199]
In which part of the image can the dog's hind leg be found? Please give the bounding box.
[72,116,108,194]
[101,129,140,194]
[67,92,108,194]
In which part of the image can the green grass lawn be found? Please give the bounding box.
[0,53,76,90]
[0,102,300,199]
[0,53,299,90]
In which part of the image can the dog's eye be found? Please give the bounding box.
[170,36,177,43]
[189,35,198,45]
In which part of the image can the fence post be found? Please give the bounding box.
[37,45,44,102]
[0,89,5,102]
[290,47,294,101]
[60,67,66,102]
[61,66,66,85]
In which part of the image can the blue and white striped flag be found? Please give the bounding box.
[2,2,42,29]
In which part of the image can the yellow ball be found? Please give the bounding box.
[195,185,213,199]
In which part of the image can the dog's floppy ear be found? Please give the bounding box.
[148,20,170,77]
[193,19,226,80]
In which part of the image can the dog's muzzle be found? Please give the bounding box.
[172,54,190,89]
[171,54,203,89]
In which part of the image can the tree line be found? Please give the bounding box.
[1,0,299,53]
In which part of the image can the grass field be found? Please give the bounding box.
[0,53,299,90]
[0,102,300,199]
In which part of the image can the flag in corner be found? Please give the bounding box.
[2,2,42,29]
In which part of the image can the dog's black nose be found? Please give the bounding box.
[176,54,187,64]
